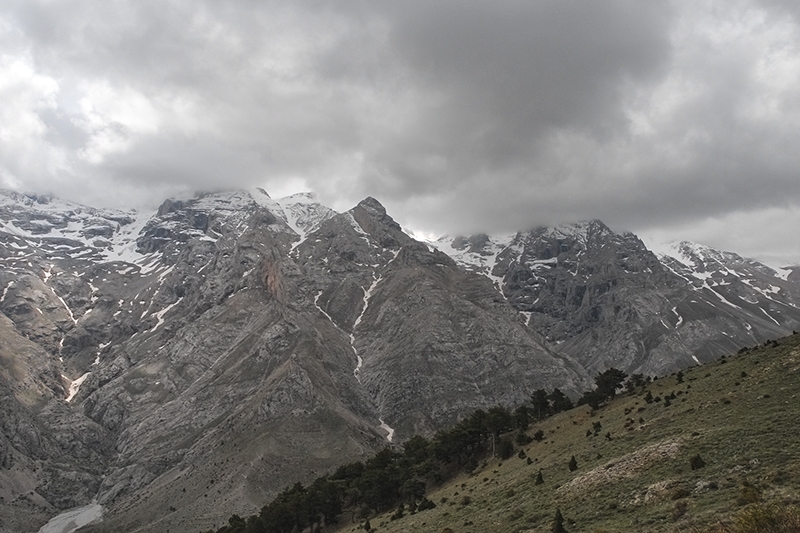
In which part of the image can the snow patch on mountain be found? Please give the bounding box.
[379,419,395,442]
[0,280,14,303]
[275,193,337,250]
[430,233,514,276]
[147,298,182,332]
[37,501,103,533]
[541,221,603,247]
[65,372,91,402]
[643,238,791,283]
[345,213,371,246]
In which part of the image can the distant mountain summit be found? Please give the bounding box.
[433,223,800,375]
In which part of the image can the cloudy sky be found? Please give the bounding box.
[1,1,799,266]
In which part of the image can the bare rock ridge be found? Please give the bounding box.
[434,222,800,375]
[0,188,797,532]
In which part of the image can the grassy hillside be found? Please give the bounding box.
[338,333,800,533]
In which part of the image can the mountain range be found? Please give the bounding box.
[0,188,797,533]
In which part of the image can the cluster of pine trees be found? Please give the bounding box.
[206,371,634,533]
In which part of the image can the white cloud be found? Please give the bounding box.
[0,0,798,264]
[75,81,161,163]
[639,205,800,268]
[0,54,65,188]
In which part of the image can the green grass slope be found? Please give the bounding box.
[340,334,800,533]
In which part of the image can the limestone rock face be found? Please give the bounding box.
[0,189,587,533]
[435,222,800,375]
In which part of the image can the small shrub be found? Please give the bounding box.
[737,482,762,506]
[769,469,789,484]
[535,470,544,485]
[516,431,533,446]
[672,500,688,521]
[518,449,527,459]
[526,457,533,465]
[690,454,706,470]
[391,503,405,520]
[460,495,472,506]
[418,497,436,511]
[552,508,568,533]
[734,504,800,532]
[568,456,578,472]
[644,391,654,404]
[533,429,545,441]
[671,488,691,500]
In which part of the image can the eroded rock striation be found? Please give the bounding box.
[0,189,589,532]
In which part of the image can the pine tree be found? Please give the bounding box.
[568,456,578,471]
[548,388,574,412]
[530,389,550,419]
[595,367,628,400]
[552,508,568,533]
[535,470,544,485]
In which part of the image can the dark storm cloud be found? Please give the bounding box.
[1,0,799,262]
[312,1,674,199]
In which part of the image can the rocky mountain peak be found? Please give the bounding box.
[356,196,387,215]
[536,218,609,238]
[450,233,493,254]
[349,197,412,251]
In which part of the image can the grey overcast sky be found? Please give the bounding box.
[1,1,799,266]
